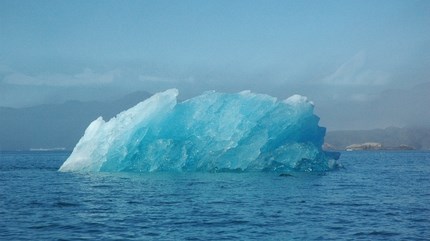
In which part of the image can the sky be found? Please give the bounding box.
[1,0,429,130]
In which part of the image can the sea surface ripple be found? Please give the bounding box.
[1,151,429,240]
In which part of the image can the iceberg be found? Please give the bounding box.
[59,89,339,173]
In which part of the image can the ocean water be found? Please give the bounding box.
[1,151,429,240]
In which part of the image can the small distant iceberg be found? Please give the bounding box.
[30,147,67,152]
[345,142,415,151]
[346,142,383,151]
[59,89,339,173]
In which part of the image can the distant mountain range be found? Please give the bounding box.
[1,91,429,151]
[0,91,151,151]
[325,127,430,150]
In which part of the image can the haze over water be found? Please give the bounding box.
[1,0,430,130]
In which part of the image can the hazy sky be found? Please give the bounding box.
[1,0,429,130]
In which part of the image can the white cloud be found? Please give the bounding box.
[139,74,195,83]
[2,68,120,87]
[139,75,176,83]
[322,51,390,86]
[349,93,374,102]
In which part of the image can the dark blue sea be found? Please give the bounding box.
[1,151,429,240]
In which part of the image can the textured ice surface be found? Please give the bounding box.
[59,89,339,172]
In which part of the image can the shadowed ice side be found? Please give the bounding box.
[59,89,340,173]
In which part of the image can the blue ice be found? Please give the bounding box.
[59,89,339,172]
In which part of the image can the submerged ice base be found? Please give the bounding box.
[59,89,339,173]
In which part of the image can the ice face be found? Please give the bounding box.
[59,89,339,173]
